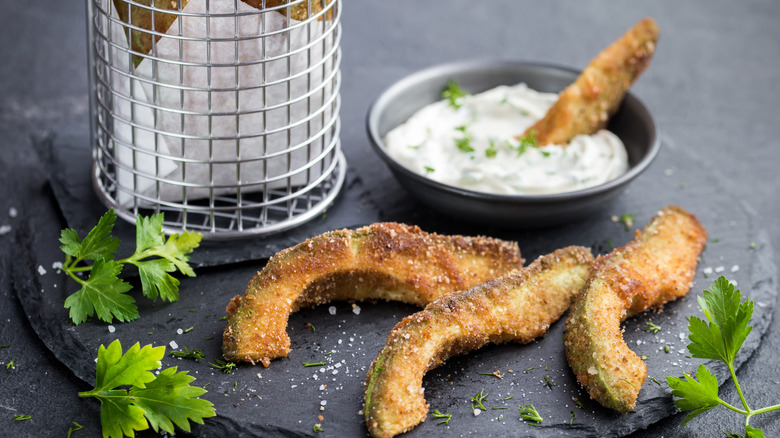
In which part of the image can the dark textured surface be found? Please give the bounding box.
[2,1,780,437]
[11,135,777,437]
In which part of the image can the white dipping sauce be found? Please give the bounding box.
[384,83,629,195]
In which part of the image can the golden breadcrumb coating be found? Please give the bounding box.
[564,205,707,413]
[524,17,659,146]
[222,223,523,366]
[364,246,593,438]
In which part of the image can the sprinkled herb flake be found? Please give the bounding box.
[67,421,83,438]
[424,166,435,175]
[303,361,327,367]
[432,409,452,425]
[454,126,475,154]
[518,404,542,424]
[543,375,554,389]
[313,424,324,432]
[471,389,489,411]
[14,414,31,421]
[209,358,237,374]
[485,140,498,158]
[643,321,662,334]
[442,79,469,109]
[170,346,206,361]
[618,213,634,231]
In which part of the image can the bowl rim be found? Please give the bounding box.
[366,58,660,203]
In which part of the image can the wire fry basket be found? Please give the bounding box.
[86,0,345,239]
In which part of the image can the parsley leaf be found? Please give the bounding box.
[60,210,202,324]
[63,259,136,324]
[690,276,753,364]
[79,340,215,438]
[667,276,779,436]
[124,214,201,302]
[666,364,722,427]
[60,210,120,262]
[442,79,469,109]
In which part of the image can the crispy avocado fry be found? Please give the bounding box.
[222,223,523,366]
[564,206,707,413]
[524,17,660,146]
[113,0,332,67]
[112,0,187,67]
[364,246,594,438]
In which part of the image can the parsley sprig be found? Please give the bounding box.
[79,340,215,437]
[60,209,202,325]
[667,276,780,437]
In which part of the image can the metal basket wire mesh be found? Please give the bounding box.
[86,0,345,239]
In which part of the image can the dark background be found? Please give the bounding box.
[1,0,779,437]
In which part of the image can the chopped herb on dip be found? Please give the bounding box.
[385,82,629,195]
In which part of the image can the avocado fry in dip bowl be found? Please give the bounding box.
[366,19,660,228]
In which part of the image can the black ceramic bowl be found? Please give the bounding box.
[366,59,660,228]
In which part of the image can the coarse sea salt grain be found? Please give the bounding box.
[352,305,361,315]
[703,267,713,275]
[108,325,116,333]
[731,265,740,272]
[715,266,725,273]
[9,207,18,218]
[52,261,63,271]
[169,340,179,349]
[0,225,11,235]
[38,265,47,276]
[177,328,184,335]
[328,306,337,315]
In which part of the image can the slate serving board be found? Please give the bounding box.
[14,136,776,437]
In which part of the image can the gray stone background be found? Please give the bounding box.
[1,0,779,436]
